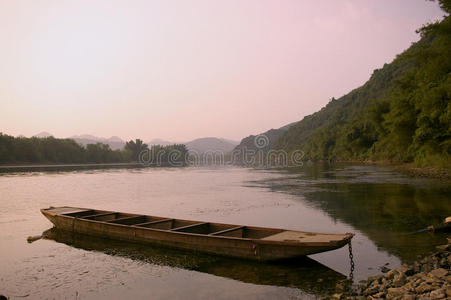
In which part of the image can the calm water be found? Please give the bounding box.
[0,164,450,299]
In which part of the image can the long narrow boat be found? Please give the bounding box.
[41,206,354,261]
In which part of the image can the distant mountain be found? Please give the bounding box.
[33,131,53,138]
[70,134,125,150]
[219,138,241,145]
[108,136,123,142]
[185,137,239,154]
[71,134,98,140]
[147,138,175,146]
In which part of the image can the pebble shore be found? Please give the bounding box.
[329,238,451,299]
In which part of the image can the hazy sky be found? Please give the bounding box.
[0,0,445,142]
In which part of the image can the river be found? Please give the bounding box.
[0,164,450,299]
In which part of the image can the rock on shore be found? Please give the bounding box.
[331,238,451,299]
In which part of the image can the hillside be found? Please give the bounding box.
[232,123,295,164]
[274,10,451,168]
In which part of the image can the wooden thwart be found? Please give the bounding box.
[132,218,173,227]
[210,226,245,236]
[82,212,116,219]
[171,222,208,231]
[109,215,144,224]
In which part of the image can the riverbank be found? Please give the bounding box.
[0,162,143,172]
[393,164,451,181]
[333,238,451,299]
[331,160,451,180]
[0,162,141,169]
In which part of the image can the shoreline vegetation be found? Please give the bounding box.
[0,162,143,172]
[0,133,187,167]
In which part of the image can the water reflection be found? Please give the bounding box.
[42,227,347,296]
[254,163,451,262]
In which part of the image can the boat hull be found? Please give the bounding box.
[41,207,353,261]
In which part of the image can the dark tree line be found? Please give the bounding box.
[139,144,188,166]
[0,134,187,166]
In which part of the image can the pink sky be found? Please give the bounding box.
[0,0,445,142]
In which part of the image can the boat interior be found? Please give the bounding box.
[61,208,283,239]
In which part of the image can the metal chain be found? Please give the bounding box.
[348,241,355,282]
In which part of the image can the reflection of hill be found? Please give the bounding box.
[263,164,451,262]
[42,228,346,296]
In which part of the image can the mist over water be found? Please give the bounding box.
[0,164,449,299]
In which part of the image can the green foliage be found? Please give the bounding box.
[86,143,127,163]
[146,144,188,166]
[275,12,451,168]
[0,133,132,164]
[0,134,86,164]
[436,0,451,14]
[125,139,149,162]
[0,134,189,166]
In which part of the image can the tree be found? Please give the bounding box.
[430,0,451,14]
[125,139,149,162]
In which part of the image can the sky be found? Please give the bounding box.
[0,0,445,142]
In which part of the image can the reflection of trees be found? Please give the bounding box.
[309,183,450,231]
[268,164,451,262]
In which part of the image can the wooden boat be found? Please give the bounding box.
[41,206,354,261]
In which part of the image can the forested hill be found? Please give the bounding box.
[275,7,451,168]
[232,122,295,164]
